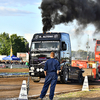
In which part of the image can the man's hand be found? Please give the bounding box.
[57,70,59,75]
[44,71,47,76]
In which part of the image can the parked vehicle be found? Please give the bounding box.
[94,40,100,78]
[72,60,99,80]
[0,64,6,68]
[71,40,100,81]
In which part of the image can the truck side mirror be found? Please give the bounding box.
[26,43,29,52]
[62,42,66,50]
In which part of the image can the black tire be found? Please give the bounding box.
[31,77,40,82]
[60,69,69,84]
[78,72,83,84]
[33,80,40,82]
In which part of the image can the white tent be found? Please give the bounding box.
[0,55,7,60]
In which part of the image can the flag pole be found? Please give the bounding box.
[10,45,13,57]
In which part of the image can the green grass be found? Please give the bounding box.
[55,88,100,100]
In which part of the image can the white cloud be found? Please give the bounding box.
[0,0,41,7]
[24,33,34,46]
[34,2,41,5]
[0,7,34,16]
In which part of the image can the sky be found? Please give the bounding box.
[0,0,99,52]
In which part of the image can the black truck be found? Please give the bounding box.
[29,32,84,83]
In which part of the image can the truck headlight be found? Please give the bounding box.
[31,73,34,75]
[36,68,39,72]
[31,67,34,70]
[40,68,44,72]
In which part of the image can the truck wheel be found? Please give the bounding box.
[31,77,40,82]
[78,72,83,84]
[60,69,69,84]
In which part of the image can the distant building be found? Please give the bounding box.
[17,53,29,61]
[0,55,7,60]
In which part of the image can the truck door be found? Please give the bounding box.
[60,41,67,64]
[60,41,71,65]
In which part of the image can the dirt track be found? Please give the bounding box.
[0,68,29,98]
[0,76,82,99]
[0,68,100,99]
[0,68,29,73]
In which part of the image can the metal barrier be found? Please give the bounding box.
[27,76,30,94]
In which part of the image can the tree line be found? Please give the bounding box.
[72,50,95,60]
[0,32,28,56]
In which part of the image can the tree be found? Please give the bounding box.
[0,32,10,55]
[0,32,28,56]
[72,50,95,60]
[10,34,28,56]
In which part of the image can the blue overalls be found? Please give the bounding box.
[40,58,60,100]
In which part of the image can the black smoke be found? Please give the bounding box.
[40,0,100,33]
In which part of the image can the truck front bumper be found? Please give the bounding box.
[29,69,45,78]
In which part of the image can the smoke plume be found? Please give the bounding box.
[40,0,100,33]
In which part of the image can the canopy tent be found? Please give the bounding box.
[2,55,20,60]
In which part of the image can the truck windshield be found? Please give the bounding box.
[31,41,60,51]
[96,46,100,51]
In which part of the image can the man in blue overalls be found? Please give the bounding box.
[39,52,60,100]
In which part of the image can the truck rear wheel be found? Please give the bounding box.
[60,69,69,84]
[31,77,40,82]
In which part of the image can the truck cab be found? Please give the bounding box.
[95,40,100,77]
[29,32,83,83]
